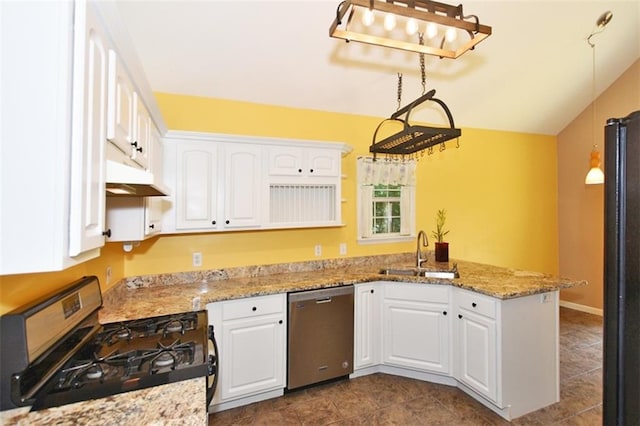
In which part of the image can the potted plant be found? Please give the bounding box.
[431,209,450,262]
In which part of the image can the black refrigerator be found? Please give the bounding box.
[603,110,640,426]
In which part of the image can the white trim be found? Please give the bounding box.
[357,236,414,245]
[164,130,353,155]
[559,300,603,316]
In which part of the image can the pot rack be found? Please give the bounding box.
[369,39,461,159]
[369,88,461,158]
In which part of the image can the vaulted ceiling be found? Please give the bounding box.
[117,0,639,136]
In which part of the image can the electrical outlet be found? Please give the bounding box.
[314,245,322,257]
[192,252,202,267]
[105,266,112,285]
[339,243,347,255]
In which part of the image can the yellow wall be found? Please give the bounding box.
[0,93,561,315]
[557,59,640,310]
[123,93,559,277]
[0,243,124,315]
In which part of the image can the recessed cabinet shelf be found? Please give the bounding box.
[269,184,336,224]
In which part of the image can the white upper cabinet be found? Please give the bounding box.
[106,51,152,170]
[106,50,135,158]
[162,131,351,234]
[0,0,166,274]
[223,144,263,229]
[268,146,340,178]
[175,142,219,230]
[68,0,109,257]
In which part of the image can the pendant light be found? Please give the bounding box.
[584,11,612,185]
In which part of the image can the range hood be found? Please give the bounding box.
[105,160,169,197]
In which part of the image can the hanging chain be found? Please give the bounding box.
[396,73,403,111]
[418,33,426,95]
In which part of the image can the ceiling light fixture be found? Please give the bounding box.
[584,11,612,185]
[329,0,492,59]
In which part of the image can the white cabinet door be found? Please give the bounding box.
[219,315,285,400]
[175,143,218,230]
[106,49,134,158]
[131,93,150,169]
[354,283,381,370]
[381,284,450,374]
[268,146,340,178]
[307,148,341,177]
[222,144,262,229]
[455,308,497,402]
[453,289,499,403]
[208,294,286,405]
[68,1,108,256]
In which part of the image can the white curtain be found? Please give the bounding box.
[357,157,416,238]
[356,157,417,186]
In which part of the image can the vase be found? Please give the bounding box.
[435,242,449,263]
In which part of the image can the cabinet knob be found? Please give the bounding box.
[225,220,230,225]
[131,141,138,148]
[135,146,143,153]
[458,314,463,319]
[211,220,216,225]
[370,289,374,294]
[252,306,257,312]
[309,169,314,173]
[298,168,303,173]
[278,320,283,324]
[472,302,477,308]
[102,229,111,238]
[443,311,447,316]
[149,224,155,229]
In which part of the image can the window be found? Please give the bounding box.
[357,157,416,243]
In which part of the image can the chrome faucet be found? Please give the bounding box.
[416,230,429,268]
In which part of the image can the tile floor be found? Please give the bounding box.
[208,307,603,425]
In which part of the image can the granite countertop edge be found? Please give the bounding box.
[99,253,587,323]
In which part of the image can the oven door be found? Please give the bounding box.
[206,325,219,409]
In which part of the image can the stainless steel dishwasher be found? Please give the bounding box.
[287,286,354,390]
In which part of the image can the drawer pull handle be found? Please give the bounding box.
[316,297,332,304]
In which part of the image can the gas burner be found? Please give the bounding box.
[152,352,176,369]
[85,366,103,380]
[164,320,185,335]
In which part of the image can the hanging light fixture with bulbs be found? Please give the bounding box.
[584,11,612,185]
[329,0,492,59]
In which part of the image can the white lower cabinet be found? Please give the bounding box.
[353,282,560,421]
[453,289,498,403]
[381,283,450,374]
[207,294,286,410]
[354,283,381,370]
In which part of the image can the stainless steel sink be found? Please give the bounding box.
[379,265,459,279]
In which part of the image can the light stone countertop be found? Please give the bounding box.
[0,377,206,426]
[100,253,587,323]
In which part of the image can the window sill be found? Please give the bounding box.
[357,235,414,245]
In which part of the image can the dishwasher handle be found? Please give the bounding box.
[288,285,353,303]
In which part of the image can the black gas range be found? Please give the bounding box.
[0,276,218,412]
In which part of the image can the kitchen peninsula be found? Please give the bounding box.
[97,253,585,421]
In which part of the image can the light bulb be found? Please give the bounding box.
[384,13,396,31]
[426,22,438,39]
[406,18,419,35]
[445,27,457,42]
[362,9,374,27]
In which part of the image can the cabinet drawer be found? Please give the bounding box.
[456,289,497,319]
[384,283,449,304]
[222,294,284,321]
